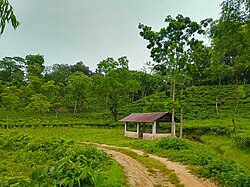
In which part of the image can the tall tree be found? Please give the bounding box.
[67,72,91,114]
[0,86,21,127]
[211,0,250,84]
[41,80,63,118]
[95,57,139,120]
[25,54,45,79]
[139,14,204,136]
[96,56,129,75]
[26,94,51,114]
[44,63,71,85]
[70,61,92,76]
[131,71,165,100]
[0,57,25,87]
[186,42,212,86]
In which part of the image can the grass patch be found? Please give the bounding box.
[0,127,133,146]
[201,134,250,174]
[130,137,250,186]
[0,131,127,186]
[102,161,128,187]
[1,126,250,186]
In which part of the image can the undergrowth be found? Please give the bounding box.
[0,132,127,186]
[130,137,250,187]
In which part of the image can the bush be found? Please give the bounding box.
[0,131,126,187]
[232,133,250,148]
[30,145,111,186]
[130,137,250,186]
[157,137,193,150]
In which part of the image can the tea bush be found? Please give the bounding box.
[131,137,250,186]
[157,137,193,150]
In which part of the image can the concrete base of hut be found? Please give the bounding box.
[125,131,172,139]
[124,131,139,138]
[142,133,172,139]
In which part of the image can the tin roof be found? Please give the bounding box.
[119,112,171,123]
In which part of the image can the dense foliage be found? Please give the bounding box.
[131,137,250,186]
[0,132,126,186]
[0,1,249,122]
[0,0,249,186]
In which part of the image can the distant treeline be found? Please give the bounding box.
[0,0,249,121]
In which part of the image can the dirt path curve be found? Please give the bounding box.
[131,149,217,187]
[91,143,218,187]
[102,148,168,187]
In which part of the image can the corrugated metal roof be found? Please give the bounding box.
[119,112,171,123]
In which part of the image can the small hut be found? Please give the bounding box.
[119,112,175,139]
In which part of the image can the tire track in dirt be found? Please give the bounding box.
[100,148,169,187]
[131,149,217,187]
[94,143,218,187]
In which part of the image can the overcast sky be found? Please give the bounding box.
[0,0,223,71]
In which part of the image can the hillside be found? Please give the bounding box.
[122,84,250,120]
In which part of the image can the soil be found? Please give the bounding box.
[102,148,169,187]
[82,142,218,187]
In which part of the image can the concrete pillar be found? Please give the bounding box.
[124,122,127,133]
[137,122,141,138]
[152,121,157,135]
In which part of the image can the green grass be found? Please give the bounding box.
[102,161,128,187]
[201,134,250,174]
[0,130,128,186]
[129,137,250,186]
[1,127,132,146]
[1,123,250,186]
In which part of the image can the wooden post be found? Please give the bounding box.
[152,121,157,135]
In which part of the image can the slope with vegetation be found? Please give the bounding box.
[0,0,250,186]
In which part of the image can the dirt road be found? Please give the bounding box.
[103,148,169,187]
[83,143,218,187]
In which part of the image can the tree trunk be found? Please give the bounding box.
[106,93,109,110]
[6,113,9,129]
[235,74,239,85]
[141,91,145,102]
[216,95,219,115]
[55,110,58,119]
[180,106,183,138]
[110,106,118,121]
[232,114,236,133]
[232,97,239,133]
[74,100,77,115]
[171,77,176,136]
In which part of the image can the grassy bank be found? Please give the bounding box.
[1,126,250,186]
[0,130,127,186]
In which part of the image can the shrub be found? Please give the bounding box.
[30,145,111,186]
[232,133,250,148]
[157,137,192,150]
